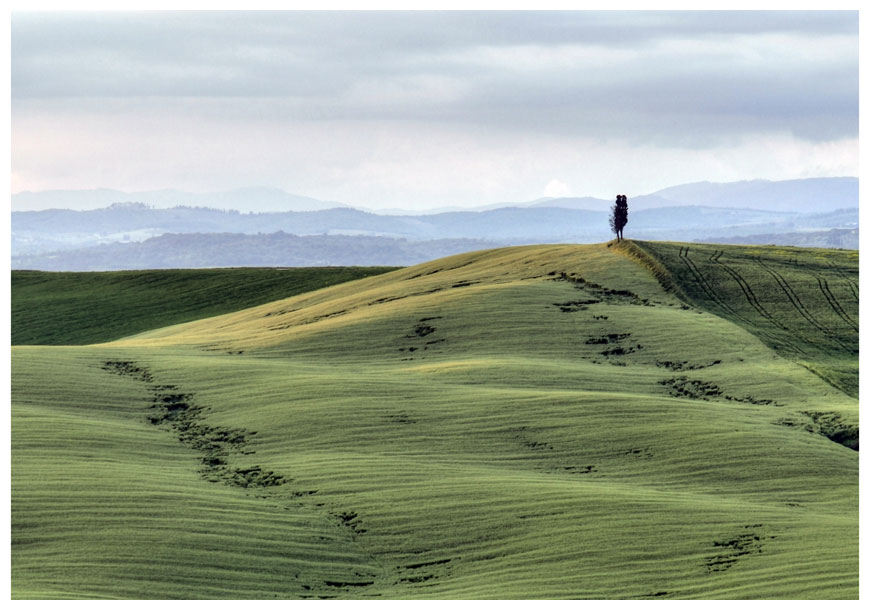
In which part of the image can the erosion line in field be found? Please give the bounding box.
[101,359,386,595]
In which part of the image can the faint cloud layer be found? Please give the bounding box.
[10,11,858,206]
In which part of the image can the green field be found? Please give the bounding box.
[11,242,858,599]
[11,267,398,345]
[618,240,858,398]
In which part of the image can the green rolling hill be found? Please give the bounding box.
[11,241,858,599]
[11,266,398,345]
[620,240,858,398]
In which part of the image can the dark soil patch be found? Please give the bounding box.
[600,345,638,357]
[586,333,631,345]
[656,359,721,372]
[553,299,601,312]
[619,447,654,460]
[551,272,658,306]
[397,557,455,586]
[660,377,779,405]
[401,317,447,361]
[800,411,858,451]
[333,510,366,535]
[562,465,597,474]
[705,524,773,573]
[102,360,153,383]
[407,324,436,338]
[524,440,554,451]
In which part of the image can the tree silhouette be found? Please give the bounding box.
[610,194,628,242]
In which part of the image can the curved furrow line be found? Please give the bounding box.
[815,276,858,332]
[709,255,808,357]
[754,260,856,354]
[831,266,858,303]
[683,249,782,347]
[754,259,828,333]
[677,247,742,320]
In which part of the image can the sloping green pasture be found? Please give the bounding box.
[11,244,858,598]
[619,240,858,397]
[12,267,397,345]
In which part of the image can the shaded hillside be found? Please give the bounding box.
[618,240,858,397]
[12,267,397,345]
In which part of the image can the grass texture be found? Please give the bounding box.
[618,240,858,397]
[11,266,397,345]
[11,242,857,599]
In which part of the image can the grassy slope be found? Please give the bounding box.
[11,267,398,345]
[11,243,858,599]
[617,240,858,397]
[11,348,381,599]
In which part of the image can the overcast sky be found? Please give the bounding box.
[11,10,858,210]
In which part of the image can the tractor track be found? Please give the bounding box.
[677,248,788,354]
[707,251,808,357]
[677,247,745,322]
[814,275,858,332]
[829,265,859,303]
[754,259,828,333]
[753,259,856,354]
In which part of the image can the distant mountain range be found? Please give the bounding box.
[10,177,858,269]
[697,228,857,250]
[11,186,348,213]
[12,177,858,215]
[12,233,502,271]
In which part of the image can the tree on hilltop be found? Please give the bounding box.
[610,194,628,242]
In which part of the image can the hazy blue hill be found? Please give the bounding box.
[420,207,606,240]
[617,194,693,211]
[14,203,242,234]
[13,202,859,270]
[631,206,796,230]
[11,232,501,271]
[799,207,859,228]
[650,177,857,213]
[696,228,858,250]
[12,206,612,255]
[11,186,345,213]
[11,178,859,265]
[528,196,611,211]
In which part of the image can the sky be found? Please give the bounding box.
[10,10,859,210]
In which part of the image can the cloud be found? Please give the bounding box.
[543,180,571,198]
[10,11,858,205]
